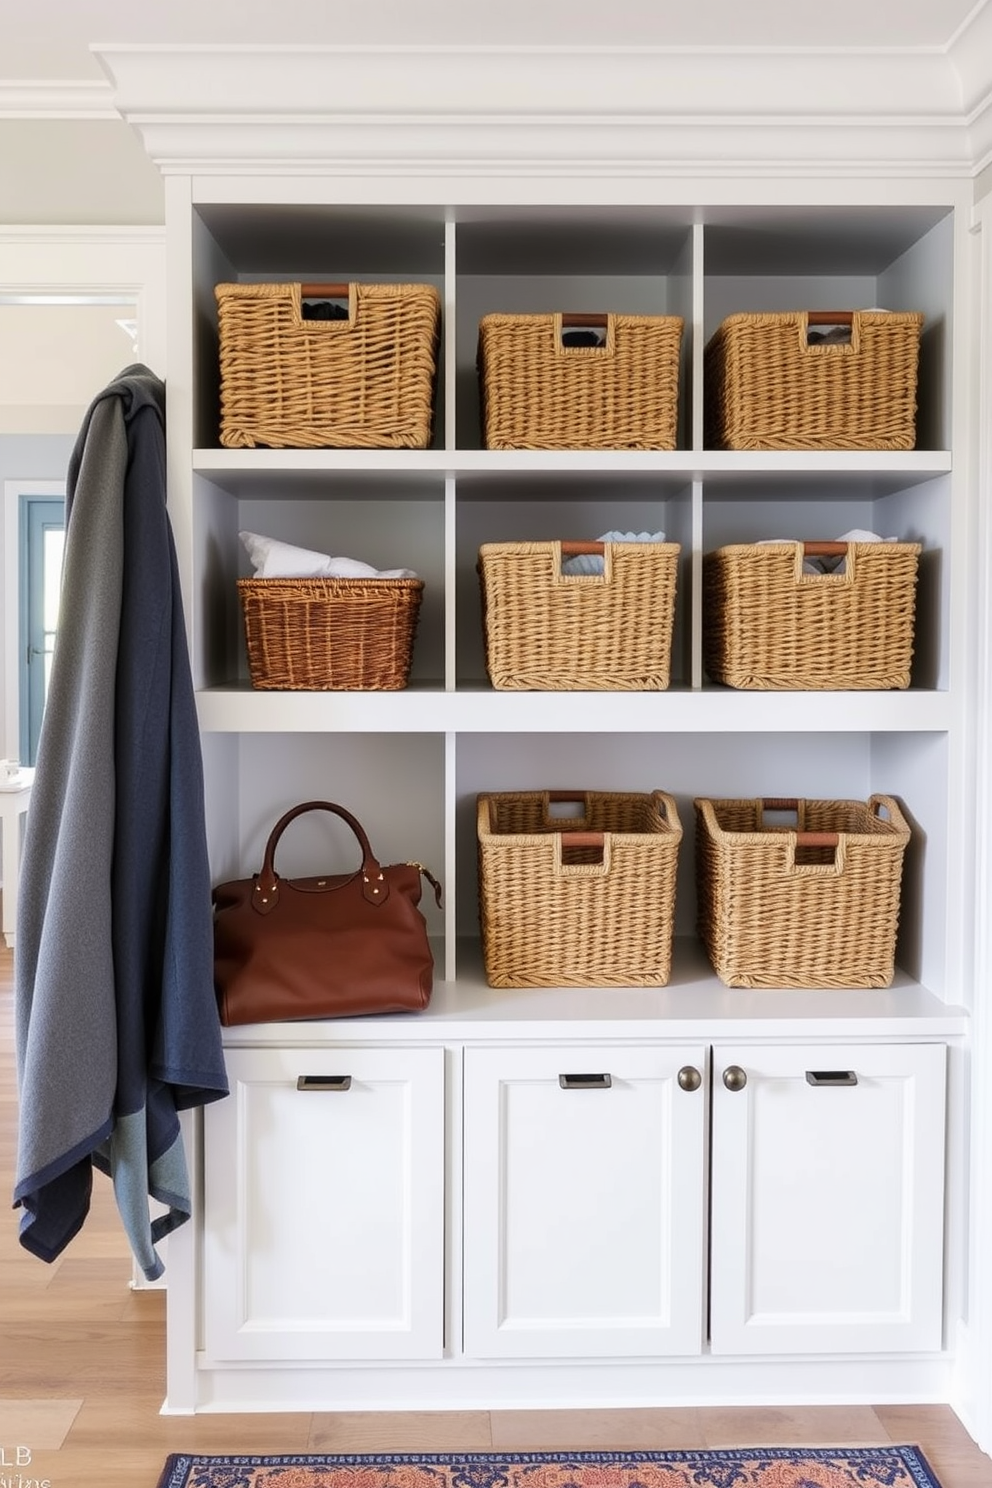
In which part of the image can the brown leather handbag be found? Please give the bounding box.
[212,800,442,1026]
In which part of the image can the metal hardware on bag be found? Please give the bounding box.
[723,1065,748,1092]
[407,861,444,907]
[297,1075,352,1092]
[678,1066,702,1092]
[806,1070,859,1087]
[559,1073,612,1090]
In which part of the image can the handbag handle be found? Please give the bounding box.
[253,800,387,912]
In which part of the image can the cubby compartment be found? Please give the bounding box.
[701,205,953,452]
[699,469,950,691]
[454,471,693,689]
[191,203,448,451]
[199,730,447,950]
[453,208,695,449]
[190,470,446,691]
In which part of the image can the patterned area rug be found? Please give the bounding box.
[154,1446,944,1488]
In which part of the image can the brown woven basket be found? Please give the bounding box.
[694,794,911,989]
[238,576,423,691]
[478,311,683,449]
[216,281,441,449]
[477,789,682,988]
[704,310,924,450]
[703,540,921,690]
[479,540,679,691]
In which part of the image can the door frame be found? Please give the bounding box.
[4,479,64,765]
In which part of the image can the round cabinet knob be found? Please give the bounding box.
[722,1064,748,1092]
[677,1065,702,1092]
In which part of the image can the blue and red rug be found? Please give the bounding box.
[154,1446,944,1488]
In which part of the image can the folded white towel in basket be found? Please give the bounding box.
[561,530,667,576]
[240,530,418,580]
[756,529,899,574]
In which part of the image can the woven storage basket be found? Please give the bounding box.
[704,309,924,450]
[238,576,423,691]
[477,789,682,988]
[703,540,921,690]
[216,281,441,449]
[694,794,911,989]
[479,540,680,691]
[478,312,683,450]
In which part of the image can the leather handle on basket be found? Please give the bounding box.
[560,541,605,556]
[254,799,385,911]
[807,310,854,325]
[300,283,350,297]
[802,542,849,557]
[562,832,605,849]
[561,312,609,328]
[760,799,838,848]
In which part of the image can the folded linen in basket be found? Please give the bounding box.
[240,530,417,580]
[756,529,899,574]
[560,530,667,576]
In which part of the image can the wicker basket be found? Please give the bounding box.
[238,576,423,691]
[704,310,924,450]
[478,540,680,691]
[477,789,683,987]
[216,281,441,450]
[694,794,911,989]
[478,312,683,450]
[703,540,921,690]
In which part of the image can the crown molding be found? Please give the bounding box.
[90,41,992,178]
[946,0,992,115]
[0,79,118,119]
[947,0,992,172]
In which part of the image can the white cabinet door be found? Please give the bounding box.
[463,1043,707,1358]
[710,1042,946,1355]
[202,1044,445,1362]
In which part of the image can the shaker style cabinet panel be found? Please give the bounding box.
[709,1041,947,1355]
[201,1045,446,1362]
[461,1043,708,1358]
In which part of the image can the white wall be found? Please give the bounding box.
[0,302,140,433]
[0,119,164,225]
[0,227,167,758]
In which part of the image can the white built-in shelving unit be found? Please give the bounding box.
[92,39,992,1428]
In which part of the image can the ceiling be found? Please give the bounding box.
[0,0,986,83]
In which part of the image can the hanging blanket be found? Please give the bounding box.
[13,364,229,1280]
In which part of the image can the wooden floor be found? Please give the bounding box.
[2,943,991,1488]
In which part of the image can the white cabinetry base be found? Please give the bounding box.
[173,1354,955,1416]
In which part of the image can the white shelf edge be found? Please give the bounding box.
[192,447,953,478]
[195,685,953,734]
[217,938,968,1046]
